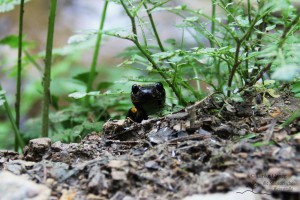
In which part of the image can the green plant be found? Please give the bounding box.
[1,0,300,150]
[42,0,58,137]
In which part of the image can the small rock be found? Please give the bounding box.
[60,189,77,200]
[144,160,160,170]
[29,138,51,150]
[267,167,292,178]
[108,160,129,169]
[111,170,127,181]
[215,124,237,139]
[183,187,256,200]
[148,128,174,144]
[0,171,51,200]
[110,191,126,200]
[24,138,52,161]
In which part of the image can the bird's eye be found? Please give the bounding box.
[155,82,164,92]
[132,84,139,94]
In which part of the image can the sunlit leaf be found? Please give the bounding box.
[68,92,87,99]
[68,91,100,99]
[263,96,271,107]
[0,0,30,13]
[151,4,187,12]
[0,99,5,106]
[266,89,280,98]
[184,16,199,22]
[68,31,97,44]
[236,15,249,27]
[272,64,300,81]
[0,90,6,95]
[266,25,276,31]
[51,78,86,96]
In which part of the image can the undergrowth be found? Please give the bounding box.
[0,0,299,151]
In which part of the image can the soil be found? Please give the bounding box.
[1,92,300,200]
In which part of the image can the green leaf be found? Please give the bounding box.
[97,82,114,90]
[271,64,300,81]
[263,96,271,107]
[0,35,31,48]
[266,25,276,31]
[51,78,86,96]
[291,82,300,94]
[184,16,199,22]
[230,94,244,102]
[0,90,6,95]
[236,15,249,27]
[68,91,100,99]
[68,92,88,99]
[266,89,280,98]
[73,71,98,83]
[0,99,5,106]
[0,0,30,13]
[67,31,97,44]
[252,141,274,147]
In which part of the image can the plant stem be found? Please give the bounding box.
[0,84,24,152]
[143,2,165,52]
[85,0,109,106]
[15,0,25,149]
[42,0,57,137]
[211,0,216,48]
[247,0,251,23]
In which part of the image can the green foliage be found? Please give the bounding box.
[0,90,6,106]
[292,81,300,97]
[1,0,300,150]
[0,0,30,13]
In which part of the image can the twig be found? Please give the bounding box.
[168,133,209,144]
[265,119,276,142]
[105,140,141,145]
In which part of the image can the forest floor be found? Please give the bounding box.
[1,92,300,200]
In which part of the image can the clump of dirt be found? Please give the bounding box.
[1,93,300,200]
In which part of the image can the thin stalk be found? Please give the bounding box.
[211,0,221,90]
[211,0,216,48]
[0,85,24,152]
[15,0,25,149]
[42,0,57,137]
[247,0,251,23]
[143,2,165,52]
[85,0,109,106]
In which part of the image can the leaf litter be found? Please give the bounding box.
[0,92,300,200]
